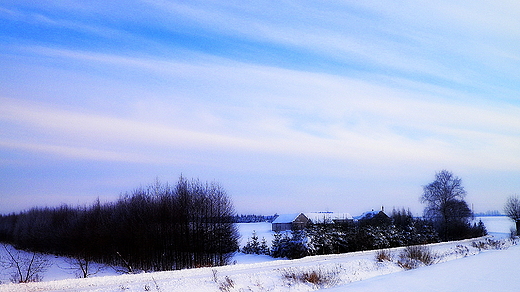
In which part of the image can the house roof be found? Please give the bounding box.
[272,212,354,224]
[305,212,353,223]
[272,213,303,224]
[355,210,387,220]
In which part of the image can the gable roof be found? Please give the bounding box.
[272,212,354,224]
[305,212,353,224]
[355,210,388,220]
[272,213,303,224]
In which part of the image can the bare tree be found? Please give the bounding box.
[504,195,520,236]
[421,170,472,240]
[1,244,50,283]
[62,253,104,278]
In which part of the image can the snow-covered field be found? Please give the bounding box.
[0,216,516,291]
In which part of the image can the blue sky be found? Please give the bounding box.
[1,1,520,216]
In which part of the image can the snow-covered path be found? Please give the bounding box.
[327,243,520,292]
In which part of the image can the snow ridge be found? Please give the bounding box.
[1,236,517,292]
[0,217,516,291]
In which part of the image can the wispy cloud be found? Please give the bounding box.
[1,0,520,214]
[0,139,154,163]
[1,46,519,171]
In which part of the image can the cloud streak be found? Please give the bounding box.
[1,0,520,214]
[1,47,519,170]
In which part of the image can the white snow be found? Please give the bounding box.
[237,222,276,248]
[0,216,516,291]
[272,214,302,224]
[327,243,520,291]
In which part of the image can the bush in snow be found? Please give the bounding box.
[375,249,392,262]
[471,238,506,251]
[242,232,260,254]
[270,230,310,259]
[398,245,436,270]
[218,276,235,292]
[259,237,270,255]
[242,232,270,255]
[280,266,340,288]
[270,232,285,258]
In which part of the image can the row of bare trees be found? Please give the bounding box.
[0,177,239,272]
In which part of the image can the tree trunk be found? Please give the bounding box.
[516,220,520,236]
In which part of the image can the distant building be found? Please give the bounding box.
[271,213,311,232]
[356,209,390,226]
[305,211,354,224]
[271,212,354,231]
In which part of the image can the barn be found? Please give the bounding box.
[271,213,311,232]
[271,212,354,231]
[305,212,354,224]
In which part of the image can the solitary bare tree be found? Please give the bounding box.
[63,253,104,278]
[421,170,472,240]
[504,195,520,236]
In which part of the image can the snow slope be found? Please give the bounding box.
[0,217,515,291]
[327,244,520,292]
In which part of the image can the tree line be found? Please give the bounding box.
[243,208,445,259]
[0,177,239,272]
[234,214,277,223]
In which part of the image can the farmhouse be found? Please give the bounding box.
[356,209,391,226]
[271,213,311,232]
[358,210,389,219]
[271,212,354,231]
[305,211,354,224]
